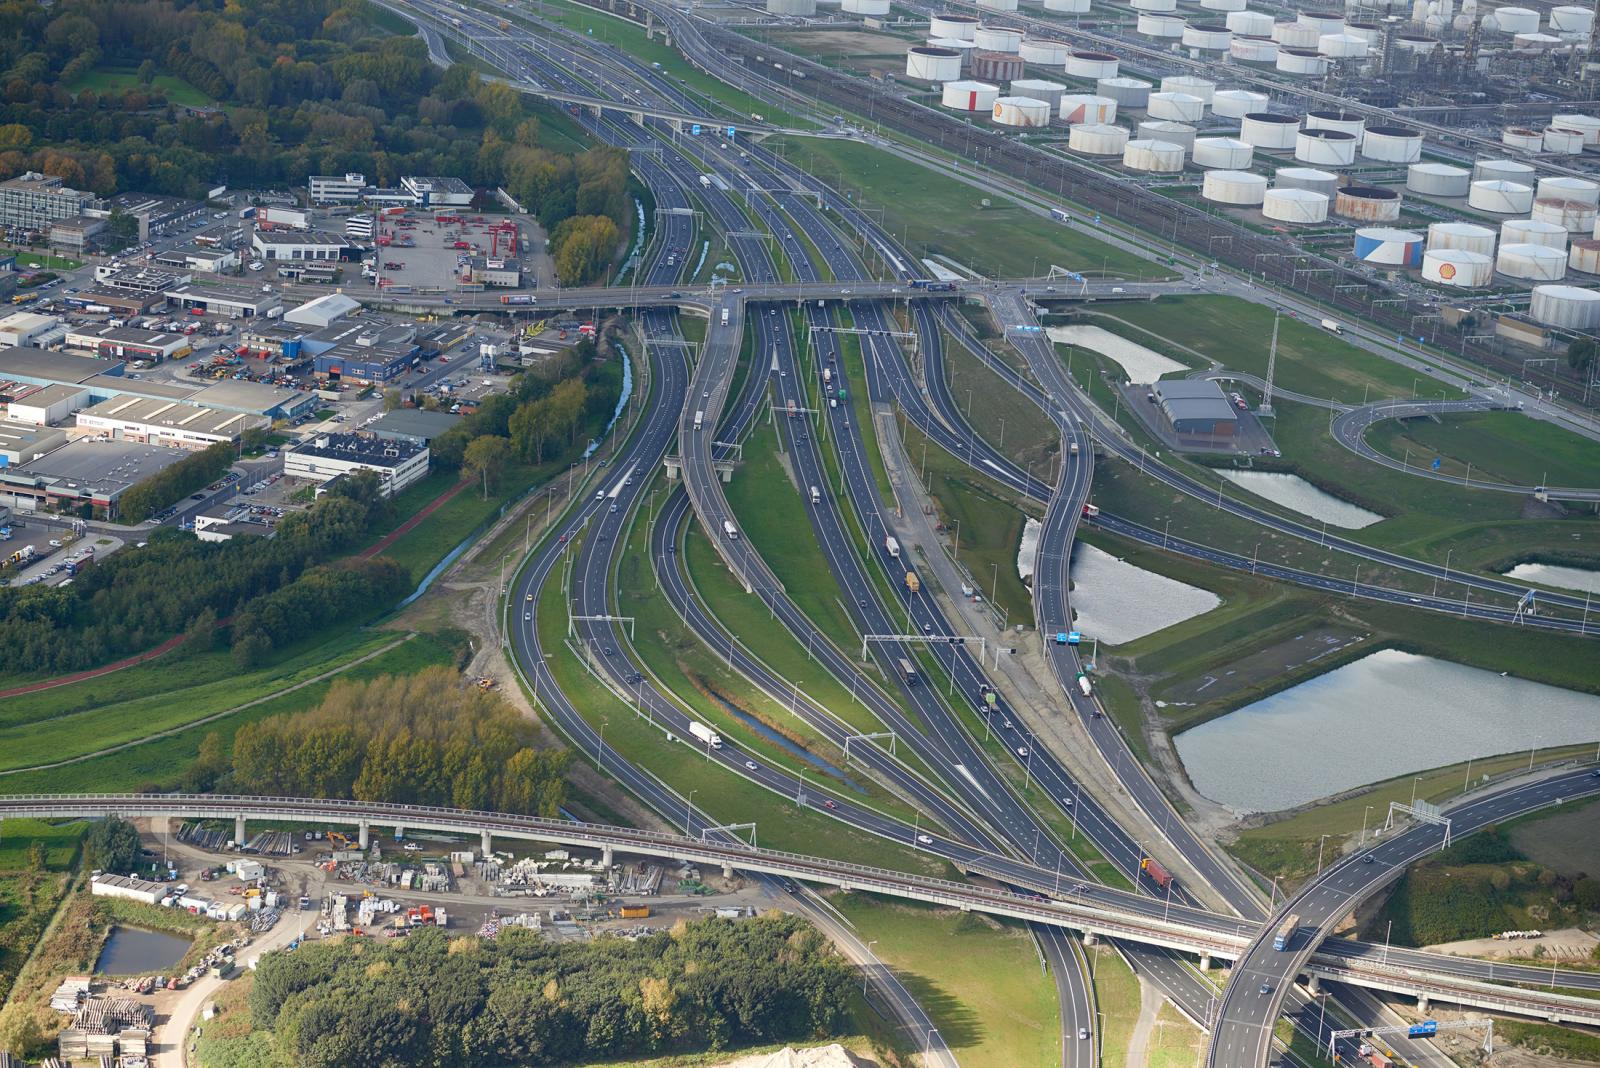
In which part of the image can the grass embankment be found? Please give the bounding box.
[941,327,1060,480]
[770,136,1149,280]
[834,893,1061,1068]
[1148,1003,1206,1068]
[1367,409,1600,490]
[1090,942,1141,1068]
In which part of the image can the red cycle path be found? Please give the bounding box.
[0,479,470,699]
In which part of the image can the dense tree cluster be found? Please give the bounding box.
[117,441,235,523]
[0,472,391,675]
[85,816,140,873]
[229,556,408,667]
[242,916,851,1067]
[228,666,568,815]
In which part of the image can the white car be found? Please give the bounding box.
[403,842,421,852]
[916,834,934,845]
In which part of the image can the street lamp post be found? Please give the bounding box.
[1316,833,1331,876]
[686,789,698,833]
[862,940,878,996]
[1360,804,1374,846]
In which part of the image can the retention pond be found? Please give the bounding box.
[1217,470,1383,529]
[96,926,189,976]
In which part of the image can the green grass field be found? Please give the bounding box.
[769,137,1150,280]
[63,67,213,107]
[835,894,1061,1068]
[1366,409,1600,489]
[942,328,1060,480]
[1090,940,1141,1068]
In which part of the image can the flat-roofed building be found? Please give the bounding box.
[0,346,124,386]
[0,418,68,465]
[1151,379,1238,437]
[284,293,360,329]
[63,326,193,363]
[305,318,418,384]
[7,383,90,426]
[73,289,165,316]
[88,192,204,240]
[166,284,281,319]
[368,408,461,446]
[251,230,344,262]
[462,256,522,288]
[0,312,60,348]
[89,874,168,906]
[94,265,191,294]
[401,175,474,207]
[285,432,428,496]
[154,245,239,273]
[76,395,268,449]
[0,172,95,232]
[309,173,367,204]
[49,214,106,253]
[0,438,190,517]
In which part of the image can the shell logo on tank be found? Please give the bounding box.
[993,103,1005,118]
[1439,262,1456,279]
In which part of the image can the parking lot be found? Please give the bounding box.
[370,212,536,296]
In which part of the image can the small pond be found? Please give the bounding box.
[1068,543,1221,645]
[1217,470,1384,529]
[1502,562,1600,596]
[96,926,190,976]
[1047,324,1189,384]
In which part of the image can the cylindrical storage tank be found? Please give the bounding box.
[1044,0,1092,10]
[1213,89,1269,117]
[1139,120,1197,148]
[971,51,1026,80]
[1362,125,1423,162]
[1539,177,1600,206]
[1202,0,1248,12]
[974,26,1023,51]
[1515,31,1564,49]
[1147,91,1205,121]
[1265,188,1331,222]
[1139,13,1187,36]
[1298,9,1346,32]
[931,13,981,39]
[1132,0,1177,10]
[1533,197,1598,232]
[1227,10,1274,33]
[1273,21,1322,46]
[1193,136,1254,167]
[1061,94,1118,123]
[1162,75,1216,103]
[1231,35,1281,60]
[942,79,1002,111]
[1278,47,1331,74]
[1469,179,1535,213]
[1276,167,1339,195]
[1337,185,1403,221]
[1489,6,1540,33]
[1067,51,1120,78]
[1240,112,1299,149]
[1530,284,1600,327]
[1123,138,1187,171]
[1203,169,1269,203]
[843,0,891,12]
[1544,127,1585,155]
[907,46,964,81]
[1183,22,1233,48]
[1407,162,1472,196]
[1551,115,1600,146]
[1069,122,1131,155]
[1297,129,1358,164]
[1568,237,1600,274]
[1422,249,1494,286]
[1502,126,1545,151]
[1427,221,1497,254]
[1474,158,1537,183]
[1344,20,1380,40]
[1502,218,1568,248]
[992,95,1052,126]
[1498,242,1568,279]
[1550,5,1595,33]
[1019,39,1071,64]
[977,0,1020,11]
[1010,79,1067,110]
[1098,76,1153,107]
[1318,32,1370,55]
[1354,226,1425,265]
[1306,109,1366,136]
[929,37,978,66]
[1393,32,1440,52]
[766,0,816,12]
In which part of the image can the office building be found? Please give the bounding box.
[285,432,429,496]
[0,172,95,233]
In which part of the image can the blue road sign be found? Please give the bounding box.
[727,126,736,138]
[1408,1021,1438,1038]
[691,124,702,135]
[1431,457,1441,470]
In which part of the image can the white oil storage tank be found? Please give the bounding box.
[1475,158,1537,183]
[1394,32,1440,53]
[1202,0,1247,10]
[1139,120,1197,148]
[1408,162,1471,196]
[1539,177,1600,205]
[1427,221,1496,254]
[1423,249,1494,286]
[1098,76,1153,107]
[943,80,1002,111]
[1193,137,1253,167]
[1306,109,1365,136]
[1275,167,1339,196]
[1161,75,1215,103]
[1183,22,1233,48]
[1354,226,1425,266]
[1569,237,1600,274]
[1061,94,1118,123]
[1552,114,1600,145]
[907,46,964,81]
[1226,10,1274,34]
[1489,5,1540,33]
[1273,21,1322,46]
[1299,9,1346,32]
[1502,218,1569,248]
[1336,185,1403,221]
[1278,47,1331,74]
[1469,179,1535,213]
[1213,89,1269,117]
[767,0,816,13]
[971,50,1026,81]
[1240,112,1299,149]
[1132,0,1177,9]
[1124,139,1186,171]
[1203,169,1269,203]
[1550,6,1595,33]
[1502,126,1545,151]
[1066,50,1120,78]
[1147,91,1205,121]
[1344,20,1380,40]
[1530,284,1600,327]
[843,0,891,12]
[1544,128,1585,155]
[1319,32,1370,55]
[1019,39,1071,64]
[1497,242,1568,279]
[929,37,978,67]
[1297,129,1358,164]
[1362,126,1424,162]
[974,26,1023,51]
[1045,0,1091,10]
[1069,123,1131,154]
[1010,79,1067,110]
[1265,187,1331,222]
[1139,13,1187,37]
[1231,36,1281,61]
[1514,31,1563,49]
[1533,197,1598,232]
[977,0,1019,10]
[992,96,1052,126]
[931,13,980,38]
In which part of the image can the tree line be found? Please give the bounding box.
[217,666,568,816]
[117,441,234,523]
[235,916,852,1067]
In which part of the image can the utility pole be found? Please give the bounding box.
[1260,310,1280,417]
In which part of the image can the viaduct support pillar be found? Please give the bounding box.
[395,826,405,841]
[722,862,734,879]
[602,845,614,868]
[481,830,493,858]
[234,814,246,846]
[358,820,370,849]
[1199,954,1212,971]
[1082,932,1098,946]
[1418,995,1430,1014]
[1307,974,1320,994]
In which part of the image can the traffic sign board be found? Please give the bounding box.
[1408,1021,1438,1037]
